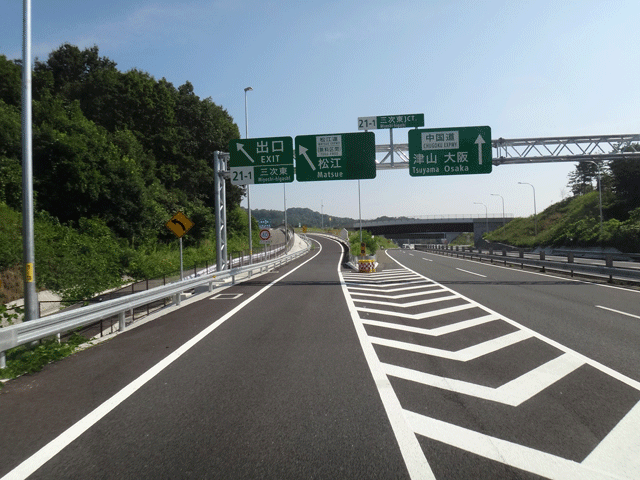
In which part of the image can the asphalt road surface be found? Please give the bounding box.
[1,235,639,479]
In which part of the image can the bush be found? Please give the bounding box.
[0,332,87,381]
[349,230,379,256]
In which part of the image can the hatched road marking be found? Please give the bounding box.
[340,257,640,480]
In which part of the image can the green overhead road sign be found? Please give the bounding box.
[229,136,294,185]
[408,126,492,177]
[295,132,376,182]
[358,114,424,130]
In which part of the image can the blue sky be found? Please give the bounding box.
[2,0,639,222]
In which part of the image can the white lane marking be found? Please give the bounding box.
[405,411,622,480]
[596,305,640,320]
[388,253,640,392]
[456,268,487,278]
[1,241,324,480]
[356,303,475,320]
[335,243,436,479]
[352,293,458,309]
[423,258,433,262]
[362,313,500,336]
[383,353,584,406]
[370,329,531,361]
[582,400,640,479]
[418,250,640,295]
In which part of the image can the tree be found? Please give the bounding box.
[34,44,117,100]
[608,145,640,210]
[0,55,21,107]
[0,100,22,208]
[567,161,598,196]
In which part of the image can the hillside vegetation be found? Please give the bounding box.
[485,191,640,252]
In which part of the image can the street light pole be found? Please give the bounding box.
[244,86,253,263]
[21,0,38,321]
[491,193,505,227]
[518,182,537,236]
[474,202,488,234]
[585,161,603,236]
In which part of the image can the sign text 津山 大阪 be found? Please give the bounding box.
[408,126,492,177]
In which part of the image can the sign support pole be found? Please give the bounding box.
[389,128,394,167]
[179,237,184,281]
[358,180,362,244]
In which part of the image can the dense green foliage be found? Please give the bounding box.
[1,46,243,245]
[0,44,258,303]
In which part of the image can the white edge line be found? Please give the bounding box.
[1,241,324,480]
[335,240,436,479]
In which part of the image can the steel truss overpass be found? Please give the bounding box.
[375,133,640,169]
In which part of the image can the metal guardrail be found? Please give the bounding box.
[415,245,640,283]
[0,241,311,369]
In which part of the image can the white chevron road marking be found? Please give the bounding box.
[370,329,532,361]
[348,283,436,293]
[353,293,458,309]
[405,411,623,480]
[357,302,475,320]
[383,353,584,406]
[361,313,501,336]
[582,400,640,479]
[349,288,447,300]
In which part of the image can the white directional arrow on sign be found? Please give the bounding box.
[236,143,255,163]
[298,145,316,171]
[475,135,486,165]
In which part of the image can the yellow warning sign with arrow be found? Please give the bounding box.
[165,211,194,238]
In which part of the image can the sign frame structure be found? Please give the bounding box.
[229,136,294,185]
[358,114,424,130]
[408,125,492,177]
[295,132,376,182]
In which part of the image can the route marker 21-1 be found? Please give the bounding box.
[228,137,294,185]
